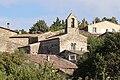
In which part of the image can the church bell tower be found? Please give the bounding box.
[65,12,79,33]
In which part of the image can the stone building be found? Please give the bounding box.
[0,13,87,62]
[0,25,18,52]
[28,54,78,76]
[83,21,120,35]
[19,13,87,62]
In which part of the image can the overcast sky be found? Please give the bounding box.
[0,0,120,31]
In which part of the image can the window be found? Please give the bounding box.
[93,27,97,33]
[69,55,76,60]
[81,48,83,51]
[71,43,76,50]
[71,18,75,28]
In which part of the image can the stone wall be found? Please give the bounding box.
[67,13,78,28]
[88,21,120,34]
[30,42,40,54]
[66,13,78,34]
[9,38,29,47]
[27,38,60,54]
[59,29,87,52]
[39,38,60,54]
[0,28,17,38]
[0,28,18,52]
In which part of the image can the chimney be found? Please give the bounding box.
[93,20,96,24]
[7,23,10,29]
[47,55,50,61]
[19,30,22,34]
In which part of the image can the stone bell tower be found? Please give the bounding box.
[65,12,79,33]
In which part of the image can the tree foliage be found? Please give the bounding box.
[0,50,67,80]
[92,17,118,24]
[50,17,65,32]
[93,17,101,23]
[19,29,28,34]
[102,17,118,24]
[74,32,120,80]
[79,18,88,29]
[29,20,49,34]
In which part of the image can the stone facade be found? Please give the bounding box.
[0,13,87,58]
[0,27,39,53]
[66,12,79,33]
[39,38,60,54]
[0,27,18,52]
[87,21,120,34]
[20,13,87,57]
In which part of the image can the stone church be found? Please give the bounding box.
[19,13,87,62]
[0,13,87,62]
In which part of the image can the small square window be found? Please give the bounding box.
[69,55,76,60]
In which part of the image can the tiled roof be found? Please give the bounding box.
[10,30,64,38]
[10,34,41,38]
[0,26,18,33]
[28,54,78,75]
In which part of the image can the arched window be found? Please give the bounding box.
[71,43,74,50]
[71,43,76,50]
[71,18,75,28]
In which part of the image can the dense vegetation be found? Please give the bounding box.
[0,50,67,80]
[93,17,118,24]
[74,32,120,80]
[50,17,65,32]
[29,20,49,34]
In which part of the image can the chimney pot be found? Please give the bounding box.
[7,23,10,29]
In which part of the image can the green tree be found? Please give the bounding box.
[50,17,63,32]
[74,32,120,80]
[61,20,66,29]
[111,17,118,24]
[93,17,101,23]
[79,18,88,29]
[0,50,67,80]
[102,17,118,24]
[29,20,49,34]
[19,29,28,34]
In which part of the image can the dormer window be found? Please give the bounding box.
[69,55,76,60]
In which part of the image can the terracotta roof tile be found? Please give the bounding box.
[28,54,78,75]
[11,34,41,38]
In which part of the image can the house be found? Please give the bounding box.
[59,50,85,63]
[0,13,87,64]
[83,21,120,35]
[19,13,88,62]
[28,54,78,76]
[0,23,19,52]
